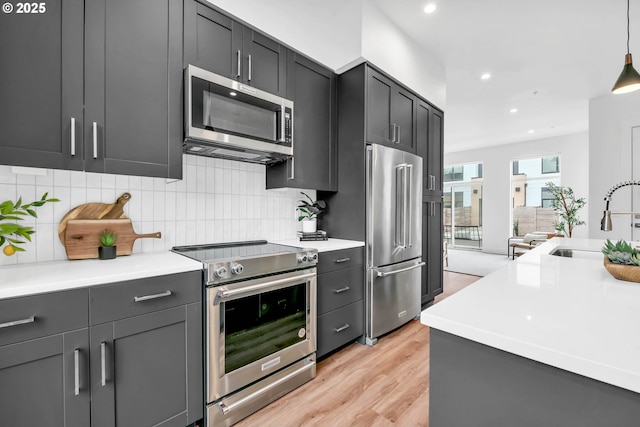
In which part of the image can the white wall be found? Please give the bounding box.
[589,91,640,241]
[206,0,446,108]
[0,157,306,266]
[445,132,589,254]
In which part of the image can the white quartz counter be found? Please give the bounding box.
[0,252,203,300]
[422,237,640,394]
[273,238,364,253]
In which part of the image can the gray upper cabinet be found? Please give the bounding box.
[267,52,337,191]
[366,67,417,154]
[184,0,287,96]
[0,0,183,179]
[0,0,84,171]
[84,0,183,179]
[417,100,444,197]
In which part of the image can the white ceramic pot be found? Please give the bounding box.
[301,219,317,233]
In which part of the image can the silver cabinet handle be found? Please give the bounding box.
[0,316,35,329]
[390,124,397,143]
[335,257,351,264]
[248,54,252,81]
[377,261,426,278]
[396,124,401,144]
[92,122,98,159]
[334,286,350,294]
[133,290,172,302]
[70,117,76,156]
[236,50,241,78]
[74,349,80,396]
[334,324,350,333]
[100,342,107,386]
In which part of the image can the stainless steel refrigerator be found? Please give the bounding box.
[363,143,424,346]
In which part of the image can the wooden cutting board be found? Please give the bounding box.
[63,219,161,260]
[58,193,132,244]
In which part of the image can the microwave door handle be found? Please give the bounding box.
[279,105,286,143]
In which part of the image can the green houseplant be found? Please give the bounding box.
[98,229,118,260]
[545,182,586,237]
[297,191,326,233]
[0,193,59,256]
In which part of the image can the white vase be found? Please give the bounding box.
[302,219,317,233]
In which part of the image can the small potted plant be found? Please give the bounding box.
[98,229,118,260]
[602,239,640,282]
[297,191,326,233]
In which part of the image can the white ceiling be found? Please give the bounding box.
[370,0,634,152]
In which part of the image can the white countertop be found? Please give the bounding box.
[273,238,364,253]
[0,252,203,299]
[422,237,640,394]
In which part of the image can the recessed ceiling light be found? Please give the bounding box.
[510,108,518,113]
[528,129,535,134]
[424,3,437,14]
[481,73,491,80]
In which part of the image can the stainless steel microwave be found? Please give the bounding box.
[184,65,293,164]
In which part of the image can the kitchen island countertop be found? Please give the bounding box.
[422,237,640,394]
[0,251,203,300]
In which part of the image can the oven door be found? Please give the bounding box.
[207,268,316,402]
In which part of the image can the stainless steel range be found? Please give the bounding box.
[172,240,318,427]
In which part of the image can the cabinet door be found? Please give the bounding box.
[0,329,90,427]
[417,100,431,193]
[422,197,443,306]
[429,108,444,197]
[266,53,337,191]
[243,29,287,96]
[85,0,183,178]
[90,304,201,427]
[366,69,393,146]
[391,87,417,153]
[0,0,84,171]
[183,0,243,78]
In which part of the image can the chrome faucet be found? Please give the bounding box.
[601,180,640,231]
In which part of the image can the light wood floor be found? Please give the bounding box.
[234,271,480,427]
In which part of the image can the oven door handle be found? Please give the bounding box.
[214,271,316,304]
[217,357,316,415]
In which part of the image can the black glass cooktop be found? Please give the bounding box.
[171,240,303,263]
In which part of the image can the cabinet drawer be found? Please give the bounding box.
[317,247,364,274]
[317,301,363,358]
[317,266,364,316]
[90,271,201,325]
[0,289,88,347]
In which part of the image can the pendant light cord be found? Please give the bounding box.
[628,0,631,55]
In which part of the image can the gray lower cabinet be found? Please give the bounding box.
[316,247,364,358]
[422,197,443,307]
[0,289,90,426]
[89,271,203,427]
[267,52,337,191]
[0,271,203,427]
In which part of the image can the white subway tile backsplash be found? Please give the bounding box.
[1,160,305,265]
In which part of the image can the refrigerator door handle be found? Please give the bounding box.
[406,164,412,248]
[376,261,426,277]
[395,164,406,248]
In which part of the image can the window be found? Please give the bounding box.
[541,156,559,174]
[443,162,483,249]
[444,166,463,182]
[541,187,554,208]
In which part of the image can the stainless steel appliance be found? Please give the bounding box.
[184,64,293,164]
[363,144,424,346]
[171,241,317,427]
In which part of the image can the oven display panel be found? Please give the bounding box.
[224,283,307,373]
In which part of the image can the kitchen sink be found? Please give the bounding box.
[549,248,603,260]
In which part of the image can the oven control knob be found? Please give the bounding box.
[308,252,318,262]
[214,266,228,278]
[298,254,308,263]
[231,263,244,275]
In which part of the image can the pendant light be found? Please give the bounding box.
[612,0,640,94]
